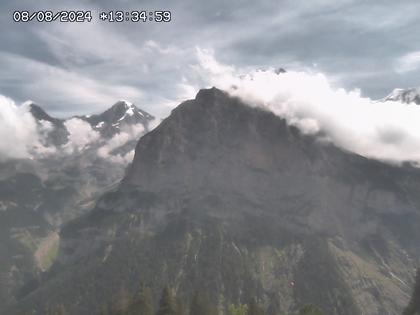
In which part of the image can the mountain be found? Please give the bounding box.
[79,100,154,138]
[381,88,420,105]
[29,103,69,147]
[0,101,154,310]
[29,103,62,126]
[12,88,420,315]
[28,100,154,148]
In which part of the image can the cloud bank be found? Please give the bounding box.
[0,98,149,163]
[97,124,145,164]
[0,96,40,160]
[2,0,420,117]
[63,118,101,154]
[192,49,420,165]
[395,51,420,74]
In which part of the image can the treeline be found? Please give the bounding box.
[99,286,325,315]
[43,285,325,315]
[33,267,420,315]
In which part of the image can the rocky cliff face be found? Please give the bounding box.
[14,88,420,315]
[30,104,69,147]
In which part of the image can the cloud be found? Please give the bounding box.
[0,52,143,117]
[0,92,155,163]
[0,96,40,160]
[395,51,420,73]
[191,49,420,165]
[97,124,145,164]
[2,0,420,117]
[63,118,100,153]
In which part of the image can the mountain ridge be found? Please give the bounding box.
[28,100,155,145]
[381,87,420,105]
[0,100,155,310]
[12,87,420,315]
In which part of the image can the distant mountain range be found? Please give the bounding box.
[8,88,420,315]
[381,87,420,105]
[0,101,154,310]
[29,100,154,148]
[78,100,154,138]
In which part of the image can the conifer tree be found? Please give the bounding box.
[156,287,177,315]
[99,303,110,315]
[45,304,68,315]
[247,298,265,315]
[113,287,131,315]
[299,304,324,315]
[227,303,248,315]
[189,290,216,315]
[128,285,154,315]
[175,296,185,315]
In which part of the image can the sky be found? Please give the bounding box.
[0,0,420,118]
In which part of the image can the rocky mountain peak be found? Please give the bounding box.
[102,100,153,122]
[15,88,420,315]
[382,87,420,105]
[82,101,154,138]
[29,103,63,126]
[28,103,69,146]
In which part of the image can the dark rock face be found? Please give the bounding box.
[404,270,420,315]
[14,88,420,315]
[30,104,69,146]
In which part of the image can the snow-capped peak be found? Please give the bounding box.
[119,99,134,108]
[125,106,135,117]
[382,87,420,105]
[110,100,136,120]
[96,121,105,128]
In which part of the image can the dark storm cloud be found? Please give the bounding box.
[0,0,419,117]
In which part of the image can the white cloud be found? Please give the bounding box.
[63,118,100,153]
[97,124,145,164]
[0,52,143,117]
[148,118,163,132]
[192,49,420,165]
[144,40,181,55]
[0,93,155,163]
[35,22,142,67]
[0,96,40,160]
[395,51,420,73]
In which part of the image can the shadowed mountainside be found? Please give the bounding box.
[12,88,420,315]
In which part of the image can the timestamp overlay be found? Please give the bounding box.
[98,11,171,23]
[12,10,172,23]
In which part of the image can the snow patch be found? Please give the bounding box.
[119,99,133,107]
[126,107,134,116]
[118,102,137,121]
[95,121,105,128]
